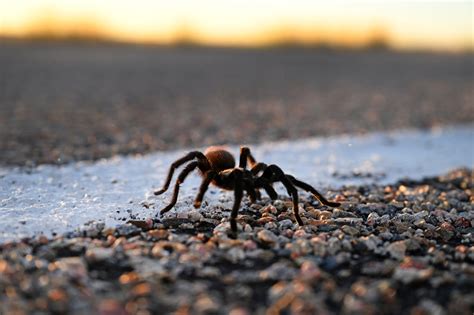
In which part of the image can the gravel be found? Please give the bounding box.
[1,168,472,314]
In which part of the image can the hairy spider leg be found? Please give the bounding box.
[261,164,304,226]
[254,176,278,200]
[159,161,199,215]
[286,175,341,207]
[154,151,208,195]
[241,147,274,200]
[239,146,257,169]
[193,170,217,208]
[238,147,260,200]
[243,178,258,203]
[250,162,268,175]
[249,161,279,200]
[239,146,267,176]
[230,169,244,236]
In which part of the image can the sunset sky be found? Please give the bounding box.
[1,0,472,51]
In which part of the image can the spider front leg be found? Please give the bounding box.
[193,171,216,208]
[239,146,258,169]
[159,161,198,215]
[229,169,244,237]
[154,151,207,195]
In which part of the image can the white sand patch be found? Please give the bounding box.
[0,125,472,242]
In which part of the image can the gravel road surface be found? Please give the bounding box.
[1,169,472,314]
[1,42,472,166]
[1,42,473,315]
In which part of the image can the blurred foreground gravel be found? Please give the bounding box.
[1,168,472,314]
[1,42,473,166]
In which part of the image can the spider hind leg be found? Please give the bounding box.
[286,175,341,207]
[254,177,278,200]
[261,164,303,226]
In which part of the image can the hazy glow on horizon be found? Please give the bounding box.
[1,0,472,51]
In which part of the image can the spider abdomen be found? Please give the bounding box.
[204,147,235,172]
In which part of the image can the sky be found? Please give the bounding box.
[0,0,472,51]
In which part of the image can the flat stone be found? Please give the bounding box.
[387,240,407,260]
[257,230,278,245]
[393,267,433,284]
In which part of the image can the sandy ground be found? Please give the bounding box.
[0,42,472,166]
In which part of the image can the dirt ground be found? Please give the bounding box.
[0,42,472,166]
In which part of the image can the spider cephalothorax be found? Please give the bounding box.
[154,146,340,236]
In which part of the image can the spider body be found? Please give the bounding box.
[154,146,340,236]
[204,146,236,173]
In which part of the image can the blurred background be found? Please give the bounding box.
[0,0,472,166]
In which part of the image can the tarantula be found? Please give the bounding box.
[154,146,340,235]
